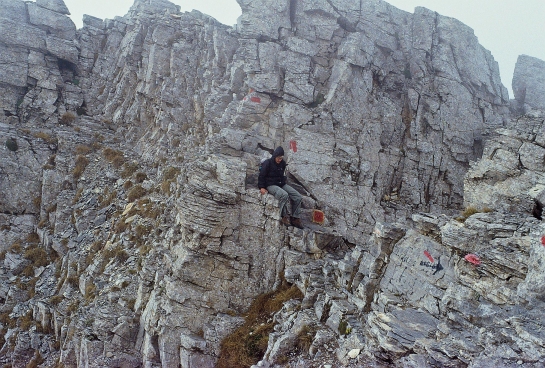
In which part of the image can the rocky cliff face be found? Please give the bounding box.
[0,0,543,367]
[512,54,545,114]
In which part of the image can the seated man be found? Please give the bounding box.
[258,146,303,229]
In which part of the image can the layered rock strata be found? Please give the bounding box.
[0,0,542,367]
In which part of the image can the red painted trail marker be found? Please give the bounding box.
[312,210,324,224]
[290,140,298,153]
[250,96,261,103]
[464,254,481,266]
[424,250,434,263]
[541,236,545,246]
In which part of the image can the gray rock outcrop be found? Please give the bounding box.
[512,55,545,113]
[0,0,543,367]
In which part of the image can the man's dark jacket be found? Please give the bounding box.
[258,146,287,189]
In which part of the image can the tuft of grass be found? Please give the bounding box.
[295,325,317,353]
[114,220,128,234]
[33,132,57,145]
[217,283,304,368]
[26,232,40,244]
[46,203,57,214]
[85,282,96,301]
[128,185,147,202]
[99,188,117,208]
[73,155,89,179]
[24,246,50,267]
[0,311,16,329]
[462,206,479,218]
[9,241,22,253]
[49,295,63,305]
[60,112,76,125]
[19,311,34,331]
[73,188,84,204]
[121,162,139,179]
[456,206,493,222]
[135,172,148,183]
[161,167,181,195]
[67,300,79,313]
[21,264,35,277]
[74,145,93,155]
[163,166,181,181]
[26,350,45,368]
[66,275,79,288]
[33,196,42,210]
[102,148,125,168]
[103,245,129,264]
[135,224,152,238]
[123,180,133,190]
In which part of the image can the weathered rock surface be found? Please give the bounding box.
[0,0,543,366]
[512,55,545,113]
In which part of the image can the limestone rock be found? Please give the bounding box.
[0,0,28,23]
[36,0,71,15]
[512,55,545,112]
[0,0,543,367]
[28,2,77,40]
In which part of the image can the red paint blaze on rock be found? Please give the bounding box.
[541,236,545,246]
[312,210,324,224]
[290,140,297,152]
[424,250,434,263]
[464,254,481,265]
[250,96,261,103]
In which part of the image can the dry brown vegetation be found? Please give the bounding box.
[49,295,63,305]
[9,241,22,253]
[217,283,303,368]
[66,275,79,288]
[128,185,147,202]
[60,111,76,125]
[26,232,40,244]
[103,148,125,168]
[73,188,84,204]
[85,282,97,301]
[33,196,42,210]
[19,311,34,331]
[74,144,93,155]
[103,245,129,264]
[99,189,117,208]
[73,155,89,179]
[161,166,181,195]
[33,131,58,145]
[135,172,148,183]
[295,325,317,354]
[121,162,139,179]
[456,206,493,222]
[24,246,50,267]
[67,300,79,313]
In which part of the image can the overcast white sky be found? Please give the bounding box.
[63,0,545,99]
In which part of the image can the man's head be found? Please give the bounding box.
[272,146,285,163]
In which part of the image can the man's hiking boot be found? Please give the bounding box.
[281,216,291,226]
[291,217,303,229]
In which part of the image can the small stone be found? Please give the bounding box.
[324,365,332,368]
[347,349,361,358]
[106,351,114,358]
